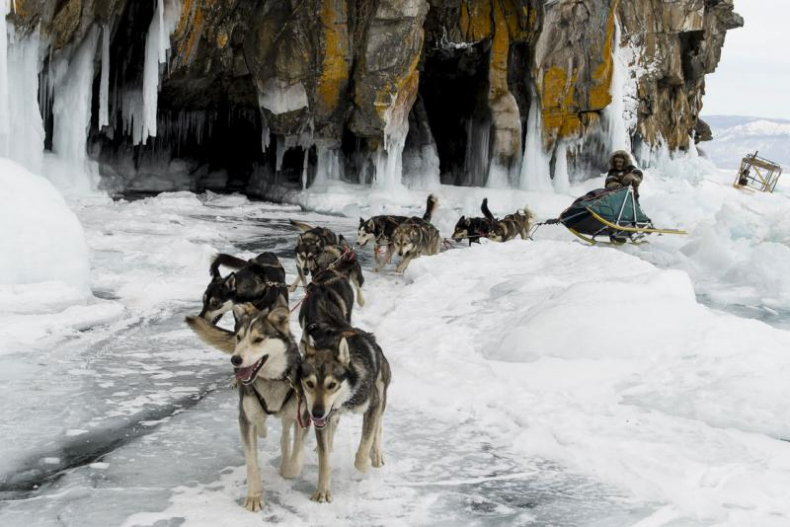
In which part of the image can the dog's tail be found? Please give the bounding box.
[422,194,439,222]
[290,219,314,233]
[480,198,495,220]
[185,316,235,354]
[210,254,248,278]
[519,205,536,223]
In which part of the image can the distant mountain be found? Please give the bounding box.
[701,115,790,169]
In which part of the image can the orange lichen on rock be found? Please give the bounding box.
[488,0,510,99]
[175,1,205,68]
[459,1,492,42]
[316,0,350,117]
[587,7,616,110]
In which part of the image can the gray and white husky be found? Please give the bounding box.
[299,322,391,503]
[391,195,441,273]
[185,299,309,512]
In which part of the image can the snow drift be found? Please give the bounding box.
[0,158,90,289]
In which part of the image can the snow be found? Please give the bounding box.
[0,158,90,291]
[1,178,789,525]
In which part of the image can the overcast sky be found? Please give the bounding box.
[703,0,790,120]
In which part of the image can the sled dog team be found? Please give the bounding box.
[185,194,532,511]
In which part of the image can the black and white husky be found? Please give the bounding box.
[200,252,288,324]
[299,322,391,503]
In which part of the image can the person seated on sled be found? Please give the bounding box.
[605,150,643,199]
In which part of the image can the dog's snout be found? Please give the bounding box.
[231,355,243,367]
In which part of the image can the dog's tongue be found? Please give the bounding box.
[235,365,256,382]
[312,416,328,428]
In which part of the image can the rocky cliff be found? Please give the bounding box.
[4,0,742,194]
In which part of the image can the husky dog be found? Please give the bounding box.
[451,198,498,246]
[201,252,289,324]
[357,215,409,271]
[488,207,536,242]
[312,241,365,306]
[185,299,309,512]
[298,269,355,331]
[289,221,342,292]
[299,322,391,503]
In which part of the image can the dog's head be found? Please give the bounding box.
[295,235,323,275]
[452,216,472,241]
[200,274,237,323]
[392,224,417,257]
[357,218,377,246]
[229,297,292,385]
[299,323,353,429]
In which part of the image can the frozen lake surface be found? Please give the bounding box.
[1,183,789,526]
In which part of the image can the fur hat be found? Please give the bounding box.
[609,150,633,168]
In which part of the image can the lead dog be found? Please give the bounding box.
[299,322,391,503]
[200,252,288,324]
[185,299,309,512]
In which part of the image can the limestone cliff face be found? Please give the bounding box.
[6,0,741,193]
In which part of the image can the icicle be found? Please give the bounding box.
[314,146,342,184]
[602,20,632,153]
[275,135,285,172]
[553,141,571,194]
[141,0,180,141]
[301,147,308,190]
[519,93,553,192]
[50,27,100,191]
[99,24,110,128]
[5,29,45,174]
[0,0,11,156]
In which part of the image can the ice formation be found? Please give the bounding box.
[99,24,110,128]
[519,94,553,192]
[602,20,641,155]
[0,0,10,155]
[258,78,309,115]
[142,0,181,141]
[3,29,45,175]
[552,140,571,193]
[50,27,100,192]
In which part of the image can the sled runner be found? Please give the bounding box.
[542,186,687,245]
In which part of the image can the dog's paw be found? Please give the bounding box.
[243,495,263,512]
[354,452,371,473]
[280,461,303,479]
[357,296,365,307]
[288,284,298,293]
[370,450,385,468]
[311,489,332,503]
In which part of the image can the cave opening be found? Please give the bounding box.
[419,41,492,187]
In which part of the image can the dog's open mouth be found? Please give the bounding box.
[311,411,332,429]
[234,355,268,385]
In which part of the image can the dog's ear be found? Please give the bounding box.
[302,334,317,357]
[267,305,290,334]
[224,273,237,292]
[359,217,365,225]
[337,337,351,366]
[232,302,257,320]
[274,294,288,310]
